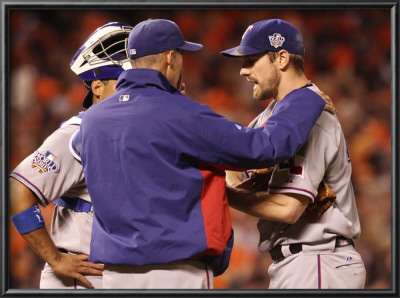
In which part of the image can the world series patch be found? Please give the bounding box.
[269,33,285,48]
[31,151,59,174]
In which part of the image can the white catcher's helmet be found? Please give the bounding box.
[70,22,133,108]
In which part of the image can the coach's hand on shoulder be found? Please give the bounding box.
[316,90,337,115]
[180,82,186,95]
[50,252,104,288]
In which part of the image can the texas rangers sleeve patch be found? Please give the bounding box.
[277,154,305,178]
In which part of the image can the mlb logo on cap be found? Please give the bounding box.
[126,19,203,59]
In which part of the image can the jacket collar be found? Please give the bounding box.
[117,68,178,94]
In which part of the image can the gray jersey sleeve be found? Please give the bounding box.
[268,112,340,201]
[10,125,89,206]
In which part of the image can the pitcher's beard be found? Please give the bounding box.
[255,68,280,101]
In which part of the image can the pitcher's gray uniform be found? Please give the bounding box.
[246,84,366,288]
[10,115,99,288]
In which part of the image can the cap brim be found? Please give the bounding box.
[178,41,203,52]
[221,45,267,57]
[82,89,93,109]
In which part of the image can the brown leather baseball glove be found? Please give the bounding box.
[234,168,274,192]
[302,180,336,222]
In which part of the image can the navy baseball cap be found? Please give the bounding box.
[127,19,203,59]
[221,19,304,57]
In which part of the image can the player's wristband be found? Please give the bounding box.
[11,205,45,234]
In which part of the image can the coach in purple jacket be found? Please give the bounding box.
[79,19,326,289]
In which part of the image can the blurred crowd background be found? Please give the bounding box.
[8,7,391,290]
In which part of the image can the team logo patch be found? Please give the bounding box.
[33,205,44,223]
[269,33,285,48]
[129,49,136,56]
[242,25,254,40]
[119,94,130,102]
[31,151,59,174]
[278,154,305,178]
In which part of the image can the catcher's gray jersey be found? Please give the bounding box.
[248,84,361,253]
[10,114,92,255]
